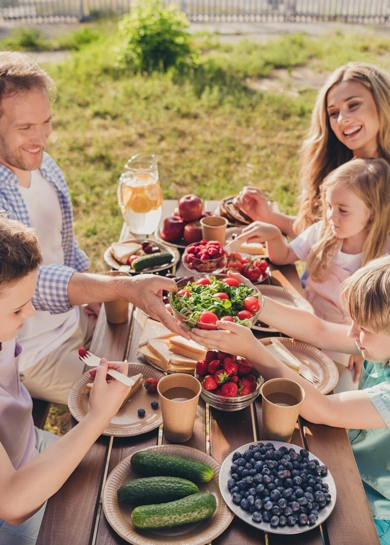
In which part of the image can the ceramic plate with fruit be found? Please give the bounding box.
[195,350,263,411]
[169,275,264,331]
[156,194,213,248]
[104,238,180,274]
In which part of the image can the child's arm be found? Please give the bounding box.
[235,221,298,264]
[190,322,386,430]
[0,359,132,525]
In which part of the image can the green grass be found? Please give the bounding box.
[2,22,390,274]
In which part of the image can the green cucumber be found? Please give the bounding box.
[132,251,173,271]
[131,492,217,529]
[117,476,198,505]
[131,451,214,482]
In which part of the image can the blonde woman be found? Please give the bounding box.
[233,158,390,389]
[235,62,390,238]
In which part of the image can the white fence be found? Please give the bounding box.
[0,0,389,24]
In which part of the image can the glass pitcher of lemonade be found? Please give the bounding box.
[118,153,163,235]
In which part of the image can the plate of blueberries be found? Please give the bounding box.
[219,441,336,535]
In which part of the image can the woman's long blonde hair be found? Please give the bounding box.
[294,62,390,234]
[307,157,390,282]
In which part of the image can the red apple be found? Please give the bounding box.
[178,194,203,222]
[200,210,212,219]
[183,221,203,244]
[160,216,185,243]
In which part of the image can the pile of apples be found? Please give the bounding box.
[160,194,211,244]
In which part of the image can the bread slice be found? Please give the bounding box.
[138,345,167,371]
[85,372,144,408]
[168,336,207,360]
[167,362,198,372]
[147,338,171,370]
[169,353,198,367]
[240,241,266,255]
[111,242,141,264]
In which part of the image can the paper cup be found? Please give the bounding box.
[200,216,228,245]
[104,271,129,324]
[157,374,201,443]
[260,378,305,443]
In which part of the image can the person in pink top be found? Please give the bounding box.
[233,158,390,391]
[0,217,134,545]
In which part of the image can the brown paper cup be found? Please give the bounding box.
[200,216,228,245]
[260,378,305,443]
[104,271,129,324]
[157,374,201,443]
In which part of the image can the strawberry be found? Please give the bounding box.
[214,369,230,384]
[78,347,88,358]
[205,350,218,364]
[239,385,252,396]
[240,377,257,394]
[207,359,222,375]
[143,377,158,393]
[230,375,239,383]
[223,357,239,376]
[245,373,257,383]
[221,381,239,397]
[217,350,231,361]
[237,358,254,376]
[203,375,218,391]
[196,359,208,376]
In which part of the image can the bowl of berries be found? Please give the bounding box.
[169,274,264,331]
[182,240,227,275]
[195,350,263,411]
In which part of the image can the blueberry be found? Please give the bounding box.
[284,506,293,517]
[253,474,263,484]
[256,483,265,494]
[247,495,255,506]
[150,401,159,410]
[231,473,239,481]
[278,498,287,509]
[299,513,309,525]
[270,515,280,527]
[270,489,281,502]
[242,469,250,477]
[232,493,241,505]
[294,488,304,498]
[254,498,263,510]
[231,463,238,472]
[240,498,249,511]
[262,511,272,523]
[291,501,300,512]
[252,511,262,523]
[308,513,318,525]
[300,449,309,458]
[137,409,145,417]
[272,505,282,516]
[264,500,273,511]
[279,515,287,527]
[232,452,241,461]
[293,475,303,486]
[228,478,235,489]
[287,515,297,526]
[231,486,239,494]
[236,457,246,466]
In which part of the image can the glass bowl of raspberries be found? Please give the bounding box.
[182,240,227,275]
[195,349,264,411]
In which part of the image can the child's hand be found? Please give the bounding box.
[190,320,257,360]
[234,186,272,223]
[347,354,364,383]
[236,221,280,244]
[87,359,131,423]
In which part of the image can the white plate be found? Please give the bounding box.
[219,440,337,535]
[104,238,180,273]
[103,445,234,545]
[253,285,314,333]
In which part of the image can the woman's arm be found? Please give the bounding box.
[190,322,386,430]
[0,360,131,525]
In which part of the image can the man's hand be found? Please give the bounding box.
[83,302,101,321]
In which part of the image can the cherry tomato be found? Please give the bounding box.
[128,255,139,267]
[195,277,211,285]
[198,311,218,330]
[222,277,242,287]
[213,292,229,300]
[226,253,244,272]
[243,296,261,313]
[177,289,191,297]
[237,309,254,320]
[242,263,262,282]
[220,316,235,322]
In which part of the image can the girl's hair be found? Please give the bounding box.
[340,255,390,335]
[0,217,42,295]
[294,62,390,234]
[307,157,390,282]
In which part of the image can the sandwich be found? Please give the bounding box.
[168,336,207,361]
[85,372,144,408]
[111,242,142,264]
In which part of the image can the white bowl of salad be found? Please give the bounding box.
[169,274,264,331]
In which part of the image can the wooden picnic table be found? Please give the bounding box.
[36,201,379,545]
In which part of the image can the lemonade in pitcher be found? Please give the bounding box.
[118,154,163,235]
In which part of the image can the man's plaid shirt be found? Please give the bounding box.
[0,152,89,314]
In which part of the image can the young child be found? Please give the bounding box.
[234,157,390,390]
[0,217,132,545]
[190,257,390,545]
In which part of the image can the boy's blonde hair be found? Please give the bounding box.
[340,255,390,335]
[0,217,42,294]
[307,157,390,282]
[294,62,390,234]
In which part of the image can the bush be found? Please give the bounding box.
[117,0,195,73]
[2,28,50,51]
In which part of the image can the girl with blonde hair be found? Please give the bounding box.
[235,62,390,238]
[233,157,390,389]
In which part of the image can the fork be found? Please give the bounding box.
[269,339,320,386]
[78,348,137,386]
[225,235,242,254]
[298,363,320,385]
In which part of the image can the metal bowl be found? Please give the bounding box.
[197,373,264,412]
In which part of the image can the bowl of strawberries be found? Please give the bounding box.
[182,240,227,275]
[195,349,263,411]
